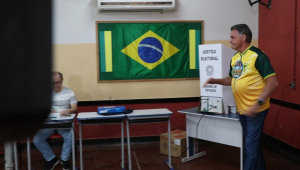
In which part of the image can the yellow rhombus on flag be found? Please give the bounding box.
[121,30,180,70]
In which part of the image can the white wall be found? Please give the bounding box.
[52,0,259,101]
[53,0,258,44]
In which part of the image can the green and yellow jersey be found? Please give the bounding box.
[229,45,276,115]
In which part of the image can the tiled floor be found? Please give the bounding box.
[1,141,300,170]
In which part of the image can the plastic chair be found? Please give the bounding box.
[48,134,64,143]
[47,133,77,156]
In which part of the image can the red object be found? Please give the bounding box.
[49,134,63,139]
[174,135,185,138]
[0,145,4,156]
[172,130,185,134]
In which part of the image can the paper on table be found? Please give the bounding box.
[48,112,60,119]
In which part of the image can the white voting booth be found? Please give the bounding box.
[199,44,236,114]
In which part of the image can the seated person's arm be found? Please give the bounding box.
[60,103,78,115]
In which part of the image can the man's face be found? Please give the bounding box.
[52,74,63,92]
[229,30,245,51]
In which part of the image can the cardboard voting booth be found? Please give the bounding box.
[199,44,236,114]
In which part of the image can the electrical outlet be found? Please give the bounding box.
[290,81,296,89]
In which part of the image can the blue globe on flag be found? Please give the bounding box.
[121,30,179,70]
[138,37,163,63]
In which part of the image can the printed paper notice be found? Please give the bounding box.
[174,139,180,145]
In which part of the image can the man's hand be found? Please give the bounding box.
[60,110,70,116]
[51,110,58,113]
[202,77,231,87]
[246,104,261,118]
[202,78,214,88]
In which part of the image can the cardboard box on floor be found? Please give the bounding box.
[160,130,187,158]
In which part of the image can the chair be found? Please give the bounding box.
[47,133,78,156]
[48,134,64,144]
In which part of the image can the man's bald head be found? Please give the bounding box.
[52,71,63,92]
[52,71,63,80]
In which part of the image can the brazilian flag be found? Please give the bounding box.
[98,22,202,81]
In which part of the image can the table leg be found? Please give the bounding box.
[27,138,31,170]
[189,137,194,157]
[165,118,173,169]
[72,122,75,170]
[13,141,18,170]
[121,121,125,170]
[182,137,206,162]
[181,116,206,163]
[126,119,132,170]
[79,121,83,170]
[186,128,190,157]
[241,131,243,170]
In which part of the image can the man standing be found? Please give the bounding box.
[33,72,78,170]
[203,24,278,170]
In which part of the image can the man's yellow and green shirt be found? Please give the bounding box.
[229,45,276,115]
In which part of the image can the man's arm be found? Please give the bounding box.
[202,76,232,88]
[60,103,78,115]
[258,75,278,102]
[247,75,278,117]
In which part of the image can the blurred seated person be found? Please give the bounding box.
[33,72,78,170]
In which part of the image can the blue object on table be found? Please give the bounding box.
[97,106,126,115]
[101,109,133,116]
